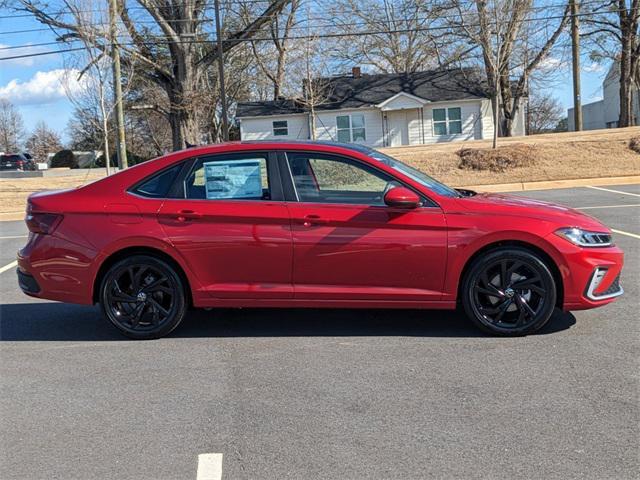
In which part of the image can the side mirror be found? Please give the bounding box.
[383,186,421,209]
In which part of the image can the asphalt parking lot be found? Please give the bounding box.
[0,184,638,480]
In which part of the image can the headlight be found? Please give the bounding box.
[555,227,613,247]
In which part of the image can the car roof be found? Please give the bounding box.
[181,140,376,157]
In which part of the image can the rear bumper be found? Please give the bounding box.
[17,268,40,294]
[17,232,98,305]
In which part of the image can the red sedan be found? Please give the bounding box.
[17,142,624,339]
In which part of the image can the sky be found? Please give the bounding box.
[0,4,611,145]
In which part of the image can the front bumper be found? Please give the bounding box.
[550,236,624,311]
[584,268,623,301]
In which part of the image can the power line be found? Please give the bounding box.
[1,4,631,61]
[4,0,596,21]
[1,0,275,19]
[0,0,616,37]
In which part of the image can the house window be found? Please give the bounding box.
[272,120,288,136]
[336,114,366,142]
[433,107,462,135]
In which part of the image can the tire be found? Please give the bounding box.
[99,255,187,339]
[461,247,557,336]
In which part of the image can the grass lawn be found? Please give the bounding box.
[1,127,639,217]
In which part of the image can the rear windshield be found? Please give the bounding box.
[1,155,23,162]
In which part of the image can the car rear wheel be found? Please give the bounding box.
[99,255,187,339]
[461,247,557,336]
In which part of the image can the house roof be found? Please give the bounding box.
[236,68,491,118]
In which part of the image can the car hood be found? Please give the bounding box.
[455,192,608,231]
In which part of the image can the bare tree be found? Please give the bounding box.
[17,0,292,150]
[293,3,337,140]
[0,99,26,153]
[582,0,639,127]
[25,121,63,163]
[450,0,570,139]
[327,0,461,73]
[527,93,564,133]
[247,0,300,99]
[58,0,123,173]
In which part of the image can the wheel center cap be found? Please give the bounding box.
[504,288,515,298]
[136,292,147,302]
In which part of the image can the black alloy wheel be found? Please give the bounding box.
[100,255,187,339]
[461,247,557,336]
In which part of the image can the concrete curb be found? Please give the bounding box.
[1,175,639,222]
[457,175,640,193]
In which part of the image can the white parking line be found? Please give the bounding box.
[197,453,223,480]
[576,204,640,210]
[0,260,17,274]
[586,186,640,198]
[611,229,640,240]
[0,235,28,240]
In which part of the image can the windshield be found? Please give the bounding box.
[366,150,461,198]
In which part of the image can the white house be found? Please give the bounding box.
[236,68,526,147]
[568,62,640,131]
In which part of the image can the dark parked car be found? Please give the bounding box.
[0,153,30,171]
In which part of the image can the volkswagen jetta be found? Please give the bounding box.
[17,141,624,339]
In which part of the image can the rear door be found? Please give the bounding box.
[158,151,293,299]
[281,151,448,302]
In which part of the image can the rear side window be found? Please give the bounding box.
[131,164,182,198]
[185,154,270,201]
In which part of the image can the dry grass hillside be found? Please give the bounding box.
[0,127,639,219]
[379,127,640,186]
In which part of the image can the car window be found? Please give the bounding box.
[186,154,270,200]
[131,164,183,198]
[286,152,395,205]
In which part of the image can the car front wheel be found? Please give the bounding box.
[461,247,557,336]
[99,255,187,339]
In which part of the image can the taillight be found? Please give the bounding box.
[25,212,63,234]
[17,160,24,170]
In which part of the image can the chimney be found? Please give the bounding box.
[352,66,361,78]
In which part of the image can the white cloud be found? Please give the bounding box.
[0,43,49,67]
[583,63,605,73]
[538,57,569,72]
[0,69,84,106]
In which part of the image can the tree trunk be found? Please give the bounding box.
[619,35,633,127]
[168,101,199,150]
[167,50,200,150]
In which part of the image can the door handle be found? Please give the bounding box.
[176,209,202,222]
[302,214,328,227]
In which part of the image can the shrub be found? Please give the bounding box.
[109,150,149,167]
[50,149,77,169]
[457,144,537,173]
[630,137,640,154]
[94,153,118,168]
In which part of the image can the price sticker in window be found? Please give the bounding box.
[203,160,263,199]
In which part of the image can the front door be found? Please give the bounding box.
[158,152,293,299]
[387,110,410,146]
[283,151,447,302]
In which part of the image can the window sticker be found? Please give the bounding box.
[203,159,263,199]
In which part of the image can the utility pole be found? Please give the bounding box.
[109,0,128,168]
[570,0,582,131]
[492,31,501,149]
[214,0,229,142]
